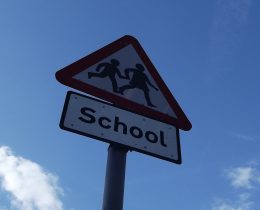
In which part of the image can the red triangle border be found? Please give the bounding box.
[56,35,192,131]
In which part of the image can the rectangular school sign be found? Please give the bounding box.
[60,91,182,164]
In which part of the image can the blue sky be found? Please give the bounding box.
[0,0,260,210]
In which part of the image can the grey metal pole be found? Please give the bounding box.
[102,144,128,210]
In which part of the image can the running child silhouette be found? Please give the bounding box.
[119,63,159,107]
[88,59,127,93]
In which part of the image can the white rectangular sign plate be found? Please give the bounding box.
[60,91,182,164]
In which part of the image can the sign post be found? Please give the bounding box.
[56,35,192,210]
[102,145,128,210]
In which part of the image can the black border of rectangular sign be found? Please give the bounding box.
[60,91,182,164]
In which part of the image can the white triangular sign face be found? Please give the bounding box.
[73,44,177,118]
[56,35,191,131]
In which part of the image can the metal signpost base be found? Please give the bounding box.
[102,144,128,210]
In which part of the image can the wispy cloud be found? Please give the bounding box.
[215,0,252,24]
[230,133,256,142]
[212,193,253,210]
[0,146,64,210]
[225,165,260,189]
[206,0,253,80]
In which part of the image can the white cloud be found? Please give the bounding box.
[225,166,260,189]
[212,193,253,210]
[211,164,260,209]
[0,146,63,210]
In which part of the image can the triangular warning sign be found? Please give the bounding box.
[56,35,192,131]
